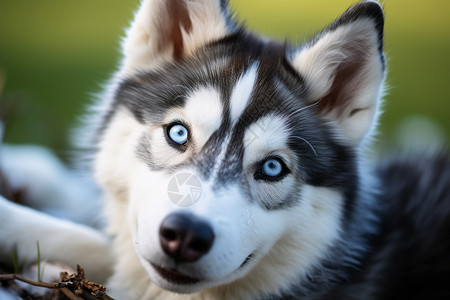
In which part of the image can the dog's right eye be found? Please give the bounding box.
[165,122,189,150]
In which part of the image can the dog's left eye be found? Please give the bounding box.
[169,124,188,144]
[254,157,289,182]
[165,123,189,150]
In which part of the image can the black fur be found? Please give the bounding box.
[263,155,450,300]
[363,154,450,299]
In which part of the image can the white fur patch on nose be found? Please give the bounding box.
[184,87,223,146]
[230,64,258,124]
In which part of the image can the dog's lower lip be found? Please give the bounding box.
[151,263,200,285]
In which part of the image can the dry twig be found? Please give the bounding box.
[0,273,57,288]
[0,265,114,300]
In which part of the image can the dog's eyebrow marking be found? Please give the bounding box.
[183,87,223,146]
[243,114,290,164]
[229,63,258,125]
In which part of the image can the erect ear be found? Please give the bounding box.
[292,1,385,145]
[122,0,232,72]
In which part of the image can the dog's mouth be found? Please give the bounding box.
[239,253,254,268]
[151,252,255,285]
[151,263,200,285]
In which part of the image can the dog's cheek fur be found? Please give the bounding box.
[95,108,146,206]
[223,185,344,299]
[94,108,159,298]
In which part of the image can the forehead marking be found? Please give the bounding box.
[208,133,233,183]
[229,63,258,125]
[183,87,223,145]
[243,114,289,164]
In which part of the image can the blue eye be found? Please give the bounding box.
[262,159,283,177]
[254,157,289,182]
[168,124,188,145]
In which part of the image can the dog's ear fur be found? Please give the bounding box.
[292,1,385,145]
[122,0,232,72]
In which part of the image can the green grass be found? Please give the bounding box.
[10,244,21,274]
[1,0,449,159]
[36,241,42,281]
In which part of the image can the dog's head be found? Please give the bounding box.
[95,0,384,296]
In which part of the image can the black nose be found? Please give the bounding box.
[159,212,214,263]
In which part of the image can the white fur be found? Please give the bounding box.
[230,64,258,124]
[183,87,223,147]
[243,114,292,163]
[95,108,146,205]
[0,145,101,227]
[0,196,112,284]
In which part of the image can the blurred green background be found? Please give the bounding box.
[1,0,449,160]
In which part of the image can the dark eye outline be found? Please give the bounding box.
[254,156,290,182]
[164,121,190,151]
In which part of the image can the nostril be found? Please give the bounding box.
[188,223,214,253]
[190,238,210,252]
[161,228,177,241]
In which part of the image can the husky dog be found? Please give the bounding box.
[1,0,450,299]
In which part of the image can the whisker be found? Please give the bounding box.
[171,84,189,90]
[292,136,318,158]
[287,100,321,118]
